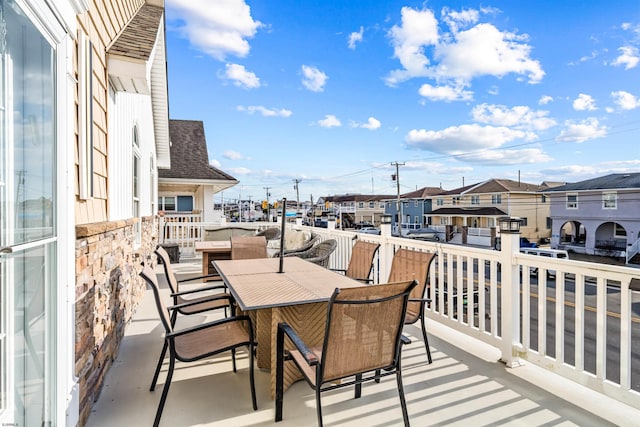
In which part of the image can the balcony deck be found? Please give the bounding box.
[84,257,637,427]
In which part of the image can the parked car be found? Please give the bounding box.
[494,236,539,250]
[406,227,440,241]
[357,226,381,235]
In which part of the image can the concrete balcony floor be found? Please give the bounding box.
[85,258,637,427]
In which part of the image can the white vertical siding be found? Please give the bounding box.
[107,88,156,220]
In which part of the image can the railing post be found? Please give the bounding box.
[498,217,524,368]
[379,214,393,284]
[158,215,165,244]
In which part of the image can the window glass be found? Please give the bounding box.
[603,192,617,209]
[567,194,578,209]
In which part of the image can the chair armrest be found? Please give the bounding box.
[177,274,221,283]
[170,284,227,297]
[167,315,252,339]
[278,322,318,366]
[409,297,432,303]
[330,268,347,275]
[400,335,411,345]
[167,294,232,312]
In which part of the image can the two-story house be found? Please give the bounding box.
[318,194,394,228]
[545,173,640,259]
[430,179,553,244]
[383,186,444,234]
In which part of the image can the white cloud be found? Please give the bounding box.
[539,95,553,105]
[572,93,597,111]
[301,65,328,92]
[316,114,341,128]
[386,6,544,89]
[471,103,556,131]
[418,83,473,102]
[405,123,529,154]
[611,90,640,110]
[556,118,607,143]
[223,150,247,160]
[348,26,364,49]
[166,0,262,60]
[209,158,222,168]
[612,46,640,69]
[222,63,261,88]
[352,117,381,130]
[237,105,292,117]
[457,148,552,165]
[227,167,251,175]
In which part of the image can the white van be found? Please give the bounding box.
[520,248,570,277]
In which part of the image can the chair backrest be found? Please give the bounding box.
[387,248,436,324]
[298,239,337,267]
[155,246,180,294]
[320,280,417,383]
[256,227,281,240]
[231,236,268,259]
[345,240,380,281]
[139,264,173,335]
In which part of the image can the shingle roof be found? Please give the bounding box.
[400,186,445,199]
[108,4,163,61]
[545,173,640,192]
[159,120,237,182]
[323,194,394,202]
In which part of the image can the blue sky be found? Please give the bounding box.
[165,0,640,204]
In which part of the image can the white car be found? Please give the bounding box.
[406,227,440,241]
[357,226,381,235]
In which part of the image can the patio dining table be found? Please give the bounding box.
[213,256,364,398]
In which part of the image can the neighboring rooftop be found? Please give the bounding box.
[108,4,163,61]
[545,173,640,192]
[160,119,237,183]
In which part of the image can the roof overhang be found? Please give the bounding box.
[107,5,170,168]
[158,178,239,195]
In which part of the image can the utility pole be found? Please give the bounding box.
[264,187,271,221]
[391,161,404,235]
[293,179,301,213]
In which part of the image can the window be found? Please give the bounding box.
[520,217,528,226]
[614,223,627,238]
[414,215,420,224]
[436,198,443,206]
[358,202,364,208]
[471,195,480,205]
[132,126,141,246]
[603,192,617,209]
[487,218,495,228]
[546,217,552,229]
[541,194,547,203]
[414,201,419,207]
[452,196,461,205]
[159,196,176,211]
[379,202,385,208]
[566,194,578,209]
[369,201,375,208]
[491,194,502,204]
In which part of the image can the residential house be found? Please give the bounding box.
[158,119,238,222]
[430,179,553,244]
[1,1,169,425]
[545,173,640,258]
[318,194,394,227]
[384,186,444,234]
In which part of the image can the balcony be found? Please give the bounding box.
[85,222,640,426]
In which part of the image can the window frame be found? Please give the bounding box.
[566,193,578,209]
[602,191,617,210]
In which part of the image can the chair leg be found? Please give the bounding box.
[315,387,324,427]
[150,341,169,391]
[231,348,237,373]
[154,354,175,427]
[420,315,433,364]
[374,369,381,383]
[354,373,362,398]
[249,342,257,410]
[396,356,410,427]
[275,328,285,422]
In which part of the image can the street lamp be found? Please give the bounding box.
[381,214,392,225]
[499,217,521,234]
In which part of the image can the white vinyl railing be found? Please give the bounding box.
[157,219,640,408]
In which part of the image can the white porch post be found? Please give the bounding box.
[499,217,524,367]
[379,214,393,283]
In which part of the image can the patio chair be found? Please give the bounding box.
[331,240,380,283]
[139,264,257,427]
[273,233,320,257]
[275,280,418,426]
[256,227,281,241]
[387,248,437,364]
[284,239,337,268]
[231,235,268,259]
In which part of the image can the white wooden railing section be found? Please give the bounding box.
[627,238,640,264]
[157,218,640,409]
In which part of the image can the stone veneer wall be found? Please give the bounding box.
[75,216,157,426]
